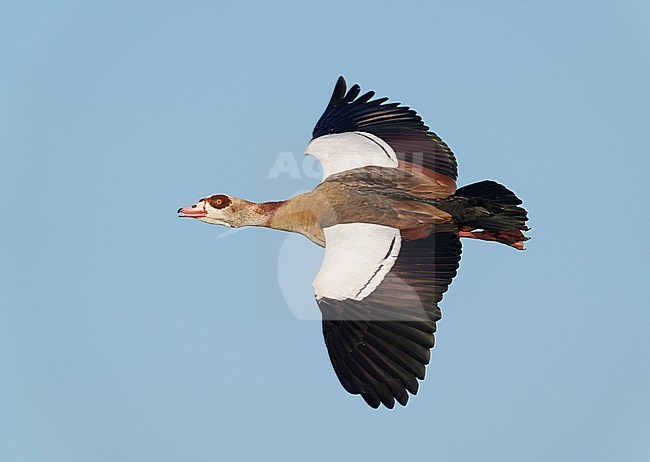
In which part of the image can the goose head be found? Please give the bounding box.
[178,194,238,227]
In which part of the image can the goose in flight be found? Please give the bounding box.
[178,77,530,408]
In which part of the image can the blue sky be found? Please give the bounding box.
[1,1,649,461]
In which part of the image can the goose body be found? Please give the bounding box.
[178,77,529,408]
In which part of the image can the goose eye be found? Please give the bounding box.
[215,199,222,205]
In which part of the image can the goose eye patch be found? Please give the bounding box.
[208,195,231,209]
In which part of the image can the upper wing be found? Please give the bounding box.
[306,76,458,183]
[313,222,462,408]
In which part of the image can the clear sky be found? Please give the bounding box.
[1,1,649,461]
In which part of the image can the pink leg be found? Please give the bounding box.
[459,229,529,250]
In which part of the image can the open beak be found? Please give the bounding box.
[177,202,207,218]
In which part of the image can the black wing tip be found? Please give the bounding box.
[362,387,412,409]
[327,76,364,109]
[329,77,414,108]
[318,77,426,129]
[327,76,348,109]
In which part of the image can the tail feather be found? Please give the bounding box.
[453,180,529,232]
[455,180,522,206]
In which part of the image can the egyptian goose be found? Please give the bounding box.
[178,77,529,408]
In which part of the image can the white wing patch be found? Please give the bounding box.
[305,131,398,181]
[313,223,402,301]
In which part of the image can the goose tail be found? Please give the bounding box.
[439,181,530,250]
